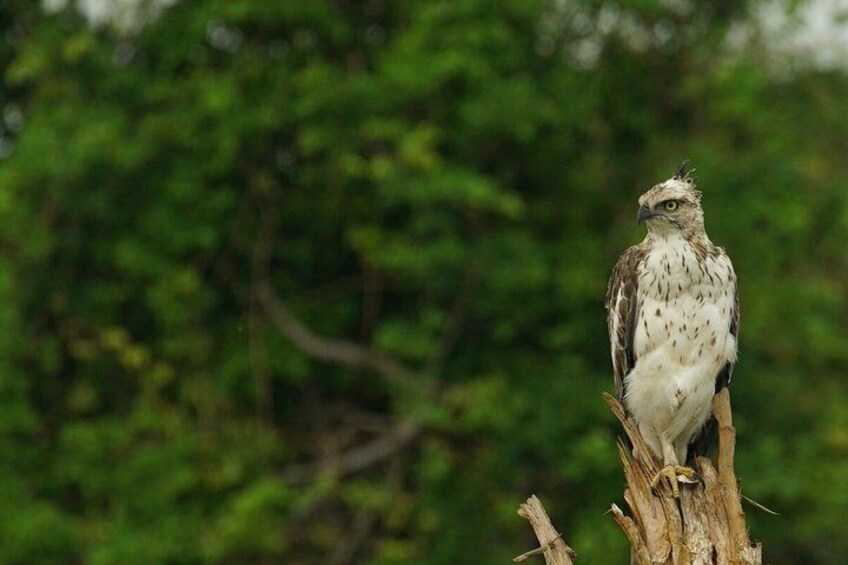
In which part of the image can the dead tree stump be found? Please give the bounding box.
[516,389,761,564]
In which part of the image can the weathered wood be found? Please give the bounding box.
[605,390,761,564]
[515,391,761,563]
[611,503,652,564]
[514,495,575,565]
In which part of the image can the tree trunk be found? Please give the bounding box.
[516,389,761,564]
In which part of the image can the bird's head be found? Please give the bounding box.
[636,160,704,237]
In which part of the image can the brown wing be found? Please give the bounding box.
[688,275,739,460]
[605,244,646,404]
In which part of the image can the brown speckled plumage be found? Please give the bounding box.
[605,163,739,465]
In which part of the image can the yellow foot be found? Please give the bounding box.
[650,465,698,497]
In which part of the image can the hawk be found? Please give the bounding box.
[605,161,738,495]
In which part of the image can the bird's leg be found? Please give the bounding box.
[650,432,697,497]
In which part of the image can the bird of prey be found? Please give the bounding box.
[605,161,738,496]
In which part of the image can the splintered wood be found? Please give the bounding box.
[514,495,575,565]
[515,390,761,564]
[605,389,762,564]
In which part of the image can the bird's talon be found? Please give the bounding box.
[650,465,698,497]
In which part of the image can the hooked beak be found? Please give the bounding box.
[637,205,654,223]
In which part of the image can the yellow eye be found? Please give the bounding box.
[663,200,678,212]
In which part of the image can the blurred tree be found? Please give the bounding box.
[1,0,848,563]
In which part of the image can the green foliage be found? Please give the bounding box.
[0,0,847,563]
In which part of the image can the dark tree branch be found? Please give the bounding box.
[426,262,480,376]
[359,261,383,342]
[254,281,425,391]
[282,418,421,483]
[257,278,451,485]
[249,188,279,424]
[328,457,403,565]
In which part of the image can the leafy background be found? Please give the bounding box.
[2,0,848,563]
